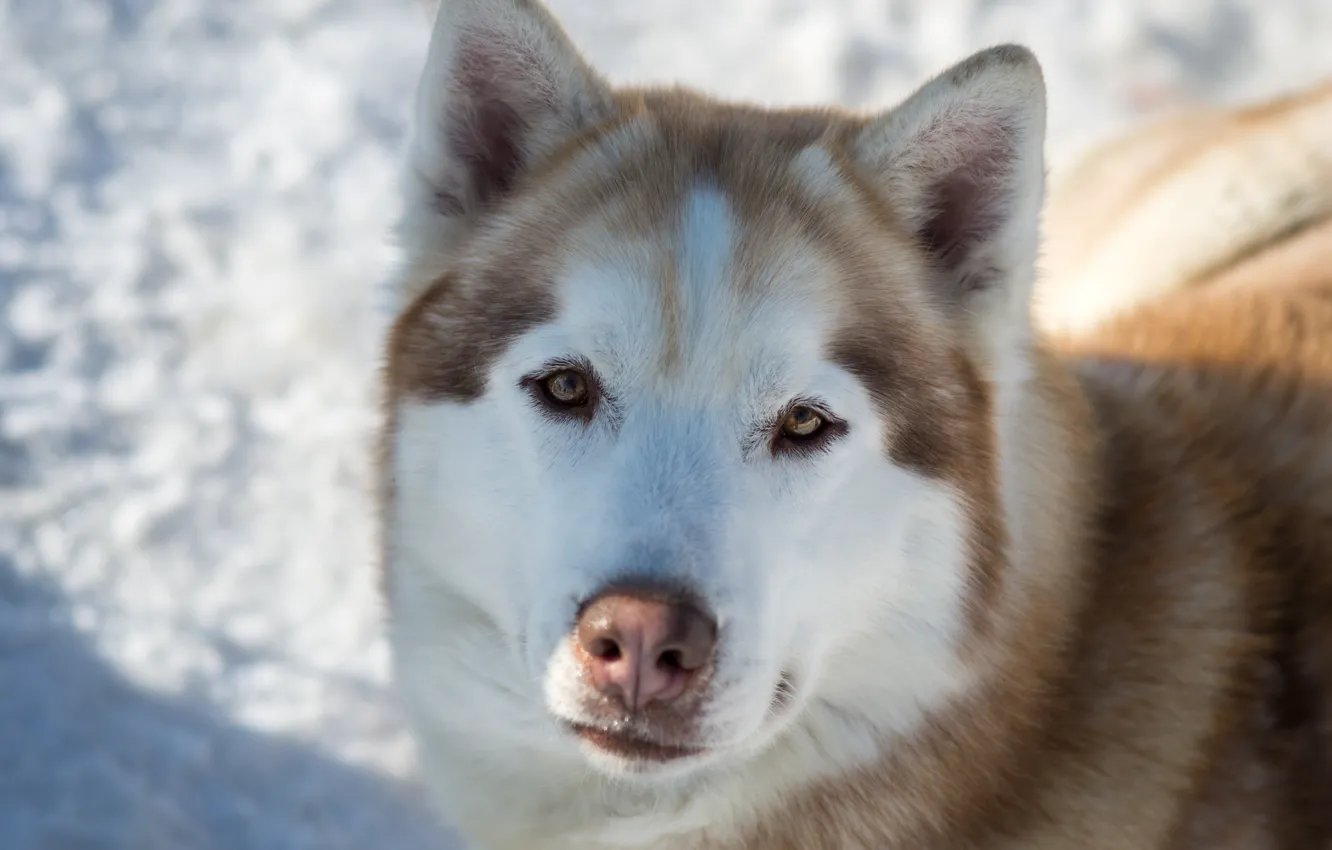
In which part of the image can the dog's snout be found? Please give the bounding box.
[575,591,717,712]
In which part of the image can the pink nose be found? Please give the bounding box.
[575,592,717,712]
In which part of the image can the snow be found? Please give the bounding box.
[1,0,1329,847]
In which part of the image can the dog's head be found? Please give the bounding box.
[384,0,1044,790]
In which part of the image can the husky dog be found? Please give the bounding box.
[379,1,1332,847]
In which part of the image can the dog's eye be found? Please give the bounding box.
[523,362,601,423]
[771,402,846,456]
[542,369,590,407]
[780,406,824,439]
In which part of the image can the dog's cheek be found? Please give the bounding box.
[394,401,537,623]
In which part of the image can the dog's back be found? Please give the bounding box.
[1037,81,1332,849]
[1036,80,1332,334]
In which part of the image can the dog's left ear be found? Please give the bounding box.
[396,0,613,287]
[853,45,1046,334]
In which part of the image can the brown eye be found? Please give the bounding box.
[543,369,589,406]
[781,406,824,439]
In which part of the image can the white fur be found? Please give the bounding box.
[385,3,1047,848]
[390,183,979,849]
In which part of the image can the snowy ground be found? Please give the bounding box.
[2,0,1331,847]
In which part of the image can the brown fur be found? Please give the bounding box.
[1199,214,1332,295]
[381,16,1332,847]
[1036,78,1332,336]
[1057,273,1332,849]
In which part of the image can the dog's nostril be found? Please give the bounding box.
[588,636,621,662]
[656,648,684,672]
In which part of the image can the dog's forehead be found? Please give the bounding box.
[488,109,935,385]
[389,100,944,413]
[550,183,832,391]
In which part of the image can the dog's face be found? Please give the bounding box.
[385,0,1044,791]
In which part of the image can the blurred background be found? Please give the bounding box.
[2,0,1331,847]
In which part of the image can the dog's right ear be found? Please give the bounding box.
[397,0,613,280]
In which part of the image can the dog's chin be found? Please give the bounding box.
[568,723,718,781]
[561,671,803,782]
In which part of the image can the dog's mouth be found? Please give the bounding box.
[567,671,800,764]
[568,723,706,762]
